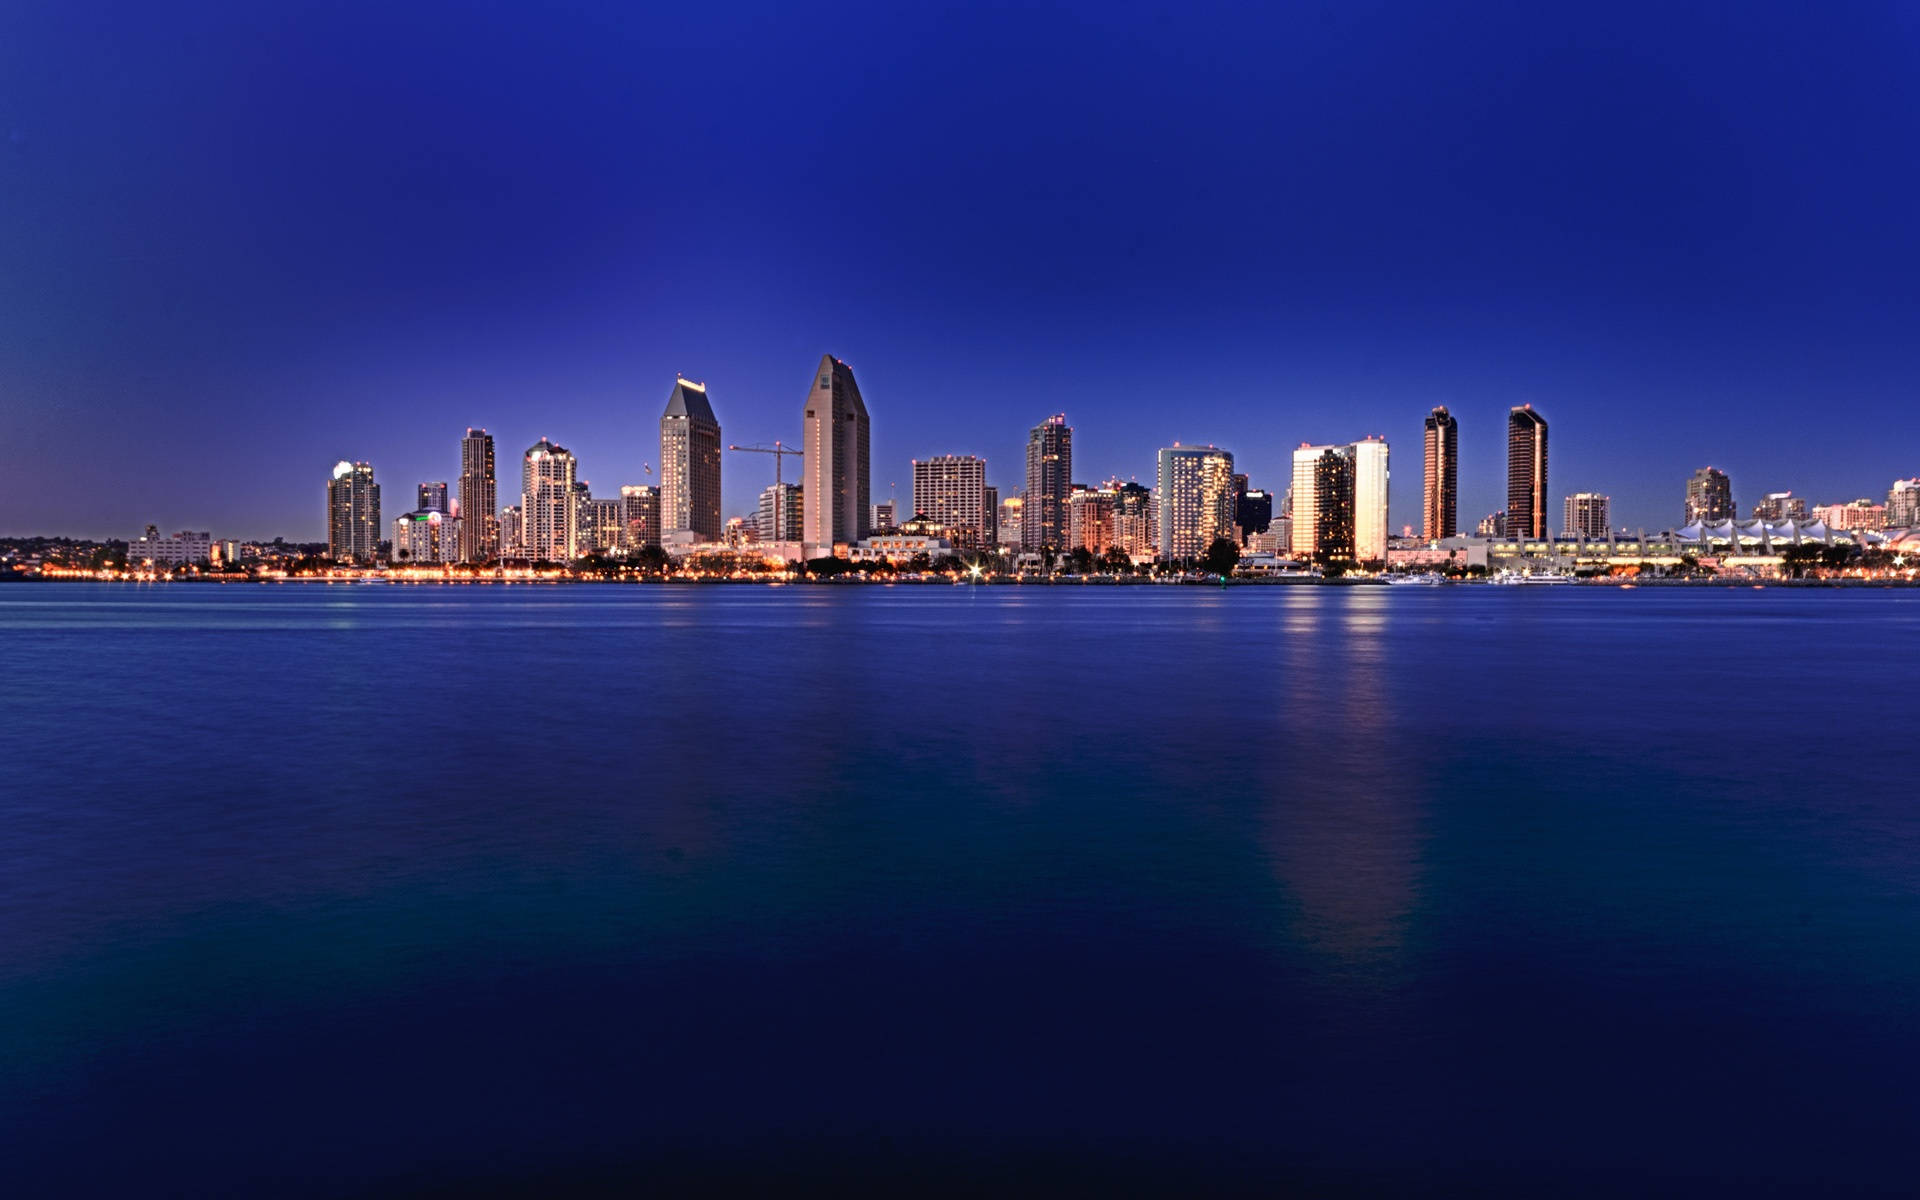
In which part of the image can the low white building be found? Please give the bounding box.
[128,526,212,567]
[392,510,461,564]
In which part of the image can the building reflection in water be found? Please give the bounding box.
[1262,589,1427,968]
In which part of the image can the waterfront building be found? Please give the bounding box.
[1423,406,1459,539]
[1564,493,1610,539]
[851,514,956,564]
[1752,491,1809,523]
[1507,406,1549,538]
[912,455,990,548]
[578,495,623,552]
[1022,415,1072,553]
[392,510,459,564]
[128,525,213,567]
[1888,478,1920,528]
[520,439,578,561]
[1234,482,1273,547]
[498,505,523,556]
[327,460,381,563]
[1110,481,1154,559]
[619,485,661,549]
[1811,499,1888,532]
[459,428,498,563]
[1157,446,1236,561]
[997,494,1024,547]
[871,500,897,533]
[983,486,999,546]
[759,482,803,544]
[661,377,723,542]
[802,355,870,555]
[1291,438,1389,563]
[1068,483,1116,553]
[1685,467,1734,525]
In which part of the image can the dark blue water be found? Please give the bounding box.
[3,583,1916,1195]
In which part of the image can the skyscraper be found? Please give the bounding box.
[911,455,989,547]
[326,460,381,564]
[520,438,578,561]
[1111,481,1155,558]
[997,494,1024,548]
[1423,406,1458,540]
[1291,439,1389,563]
[1752,491,1808,523]
[802,355,870,555]
[459,428,497,563]
[661,377,722,542]
[1684,467,1734,524]
[758,482,802,543]
[1023,415,1072,553]
[983,485,999,545]
[1507,406,1549,538]
[498,505,522,556]
[1156,446,1236,561]
[1565,492,1610,538]
[619,485,661,549]
[1068,483,1116,553]
[1235,487,1273,545]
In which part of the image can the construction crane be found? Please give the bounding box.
[727,440,803,489]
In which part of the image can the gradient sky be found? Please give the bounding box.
[3,0,1918,539]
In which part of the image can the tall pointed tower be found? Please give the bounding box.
[802,355,870,556]
[660,378,722,542]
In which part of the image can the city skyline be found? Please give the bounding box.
[8,4,1920,539]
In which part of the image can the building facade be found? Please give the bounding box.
[661,378,723,542]
[619,485,661,549]
[498,505,522,556]
[759,482,803,544]
[459,428,498,563]
[1291,439,1389,563]
[392,510,460,564]
[1507,405,1549,538]
[1752,491,1809,523]
[1565,492,1610,539]
[1811,500,1888,532]
[1888,478,1920,528]
[1685,467,1734,525]
[871,500,896,533]
[327,460,381,563]
[802,355,870,555]
[997,494,1024,547]
[128,526,213,567]
[1423,405,1459,539]
[911,455,990,548]
[1022,415,1072,553]
[1111,481,1155,558]
[520,439,578,561]
[577,496,623,552]
[1156,446,1236,561]
[1068,483,1116,553]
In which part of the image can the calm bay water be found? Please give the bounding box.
[2,582,1916,1195]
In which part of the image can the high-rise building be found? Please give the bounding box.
[1752,491,1808,523]
[1068,483,1116,553]
[577,494,623,552]
[661,378,722,542]
[619,485,661,550]
[392,510,459,564]
[417,482,448,513]
[983,486,999,546]
[1506,406,1549,537]
[1564,493,1610,539]
[871,500,897,533]
[520,439,578,561]
[1423,406,1458,540]
[759,482,803,543]
[1235,487,1273,546]
[997,494,1024,547]
[1111,482,1155,559]
[912,455,990,548]
[498,505,523,556]
[1022,415,1072,553]
[459,428,498,563]
[802,355,870,555]
[1291,439,1389,563]
[1685,467,1734,524]
[1887,478,1920,528]
[327,460,381,563]
[1156,446,1236,561]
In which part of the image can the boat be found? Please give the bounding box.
[1494,571,1576,585]
[1385,573,1442,586]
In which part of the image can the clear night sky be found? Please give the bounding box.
[3,1,1917,540]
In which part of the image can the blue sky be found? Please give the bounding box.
[3,0,1918,538]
